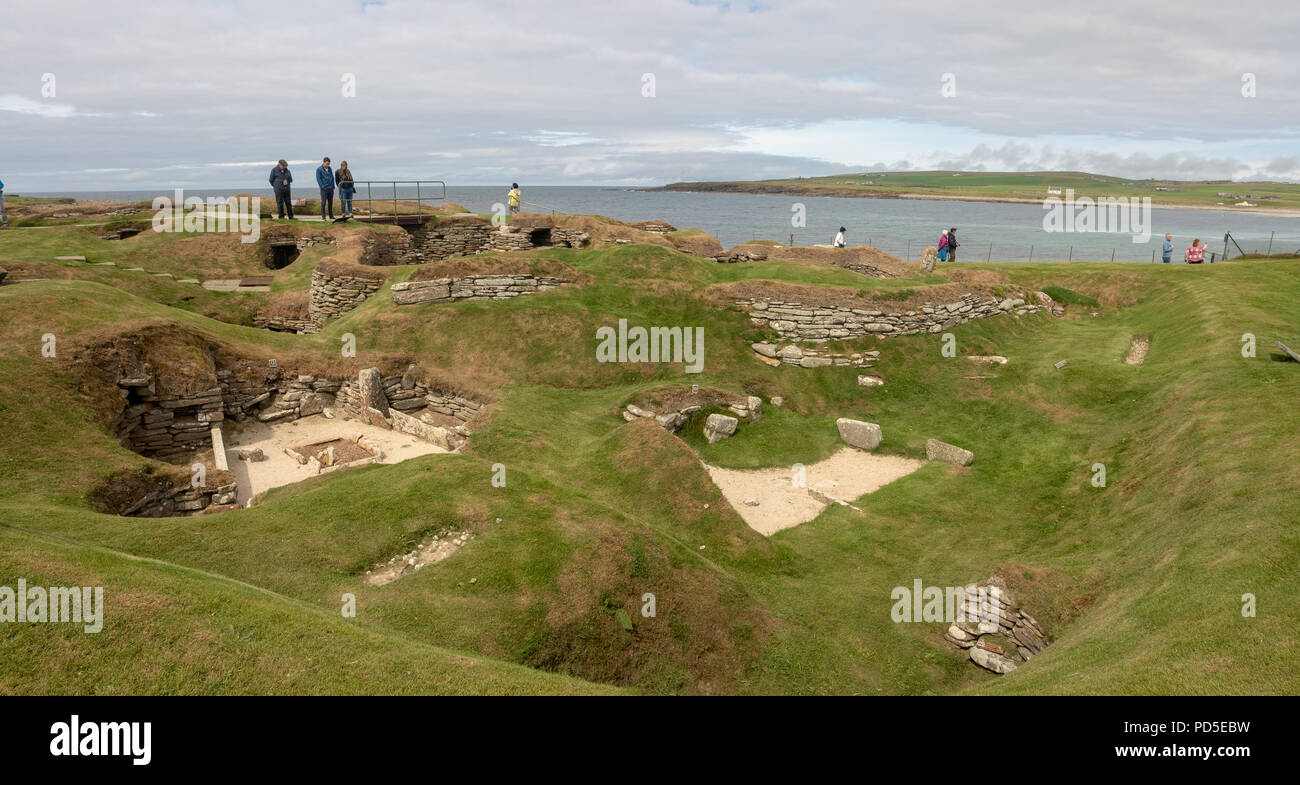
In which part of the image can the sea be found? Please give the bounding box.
[24,185,1300,263]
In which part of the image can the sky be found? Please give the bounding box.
[1,0,1297,191]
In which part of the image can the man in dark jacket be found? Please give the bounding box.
[269,160,294,219]
[945,228,959,262]
[315,157,335,220]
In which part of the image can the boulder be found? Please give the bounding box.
[970,645,1019,674]
[746,396,763,422]
[703,413,738,444]
[836,418,882,450]
[358,368,389,415]
[925,438,973,466]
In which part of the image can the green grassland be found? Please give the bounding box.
[663,170,1300,212]
[1,220,1297,694]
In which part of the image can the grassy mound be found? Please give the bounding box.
[2,216,1298,694]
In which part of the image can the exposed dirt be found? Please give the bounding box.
[703,447,926,535]
[1123,335,1151,365]
[364,528,474,586]
[225,416,447,506]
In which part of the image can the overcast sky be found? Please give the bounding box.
[2,0,1297,191]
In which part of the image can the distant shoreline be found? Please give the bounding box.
[653,184,1300,220]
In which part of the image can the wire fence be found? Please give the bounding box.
[778,232,1300,263]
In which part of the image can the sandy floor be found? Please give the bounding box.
[703,447,926,535]
[223,416,448,505]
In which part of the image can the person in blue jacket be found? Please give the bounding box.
[0,175,9,228]
[269,160,294,219]
[316,157,335,220]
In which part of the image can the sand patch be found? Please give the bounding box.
[703,447,925,535]
[223,415,447,506]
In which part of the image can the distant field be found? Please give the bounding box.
[662,171,1300,212]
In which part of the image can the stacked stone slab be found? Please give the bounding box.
[942,579,1049,674]
[391,274,568,305]
[253,314,320,334]
[125,480,240,518]
[309,267,382,321]
[752,342,879,368]
[117,379,225,459]
[740,294,1042,340]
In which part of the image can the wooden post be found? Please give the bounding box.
[1267,231,1275,257]
[1069,246,1073,262]
[1028,245,1033,263]
[1150,248,1155,263]
[1111,248,1116,262]
[789,233,794,247]
[1223,233,1230,262]
[906,240,911,259]
[987,244,992,262]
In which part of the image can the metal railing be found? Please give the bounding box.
[352,180,446,220]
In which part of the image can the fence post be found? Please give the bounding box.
[906,240,911,259]
[789,233,794,247]
[1069,246,1073,262]
[987,244,992,262]
[1110,248,1115,262]
[1028,245,1033,263]
[1267,231,1275,257]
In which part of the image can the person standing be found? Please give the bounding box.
[507,183,521,215]
[833,227,847,247]
[1185,238,1205,264]
[0,175,9,228]
[1162,233,1173,264]
[316,157,336,220]
[946,228,959,262]
[269,160,294,219]
[335,161,355,218]
[937,228,950,261]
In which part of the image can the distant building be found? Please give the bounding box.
[1047,186,1062,195]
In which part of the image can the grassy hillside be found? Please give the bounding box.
[663,170,1300,212]
[1,220,1297,694]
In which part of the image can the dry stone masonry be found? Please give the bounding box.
[391,274,569,305]
[309,266,382,321]
[943,578,1050,674]
[364,215,589,266]
[752,342,879,369]
[740,294,1044,340]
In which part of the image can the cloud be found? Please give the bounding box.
[2,0,1297,189]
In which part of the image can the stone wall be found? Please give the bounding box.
[253,314,321,334]
[739,294,1044,340]
[114,368,344,458]
[391,274,568,305]
[309,266,383,320]
[125,481,239,518]
[363,217,589,266]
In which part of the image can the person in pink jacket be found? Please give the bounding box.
[1185,238,1206,264]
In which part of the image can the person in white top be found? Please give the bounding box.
[833,227,847,248]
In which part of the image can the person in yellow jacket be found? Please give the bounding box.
[507,183,521,215]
